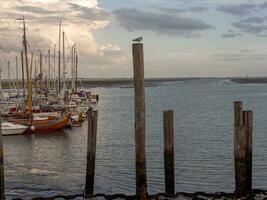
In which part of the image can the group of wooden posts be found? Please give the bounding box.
[0,43,256,200]
[85,43,255,199]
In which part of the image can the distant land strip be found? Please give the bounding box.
[230,77,267,84]
[0,77,207,89]
[2,77,267,89]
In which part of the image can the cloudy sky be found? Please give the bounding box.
[1,0,267,78]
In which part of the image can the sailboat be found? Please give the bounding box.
[3,16,71,133]
[2,121,27,136]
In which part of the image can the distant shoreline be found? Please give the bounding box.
[230,78,267,84]
[0,77,206,89]
[2,77,267,89]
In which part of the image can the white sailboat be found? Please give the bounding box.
[2,121,27,136]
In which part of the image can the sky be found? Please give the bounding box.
[1,0,267,78]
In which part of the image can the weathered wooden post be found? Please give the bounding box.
[132,42,147,200]
[85,110,98,196]
[243,110,253,192]
[0,118,5,200]
[234,101,246,197]
[163,110,175,194]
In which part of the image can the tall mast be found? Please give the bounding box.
[34,58,37,94]
[39,51,42,94]
[15,56,19,97]
[22,16,32,113]
[20,51,25,99]
[0,62,2,91]
[62,31,65,92]
[73,44,76,91]
[48,49,50,89]
[28,52,33,112]
[53,44,56,89]
[71,45,74,91]
[7,61,11,89]
[75,50,78,91]
[15,56,18,86]
[58,20,61,94]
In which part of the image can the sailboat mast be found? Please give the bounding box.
[53,44,56,89]
[58,20,61,94]
[73,44,76,91]
[15,56,19,97]
[15,56,18,86]
[7,61,10,81]
[22,16,32,113]
[34,58,37,94]
[39,51,42,92]
[71,45,74,91]
[48,49,50,89]
[62,31,65,92]
[75,50,78,91]
[7,61,11,89]
[0,62,2,91]
[21,51,25,99]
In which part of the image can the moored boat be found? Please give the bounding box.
[2,121,27,136]
[7,113,71,133]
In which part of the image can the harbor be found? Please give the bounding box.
[2,0,267,199]
[3,78,267,199]
[1,22,267,199]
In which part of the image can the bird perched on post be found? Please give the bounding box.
[132,37,142,43]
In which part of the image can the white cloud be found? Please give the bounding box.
[0,0,126,78]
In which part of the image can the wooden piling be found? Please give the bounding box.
[234,101,243,127]
[243,111,253,192]
[85,110,98,195]
[132,42,147,200]
[234,101,246,197]
[0,118,4,200]
[163,110,175,194]
[234,125,246,197]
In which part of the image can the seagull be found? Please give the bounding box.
[132,37,142,43]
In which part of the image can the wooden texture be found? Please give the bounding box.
[234,101,243,127]
[163,110,175,194]
[132,43,147,200]
[85,110,98,195]
[243,111,253,192]
[234,101,251,197]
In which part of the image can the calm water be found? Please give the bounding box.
[4,78,267,199]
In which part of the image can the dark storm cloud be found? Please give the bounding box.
[214,52,267,61]
[232,21,267,34]
[241,16,264,24]
[259,2,267,9]
[217,3,257,16]
[189,6,208,13]
[221,33,242,38]
[68,3,110,21]
[16,5,58,14]
[113,8,213,37]
[229,14,267,36]
[154,6,208,14]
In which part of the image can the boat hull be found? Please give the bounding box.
[2,128,27,136]
[28,113,71,133]
[4,113,71,133]
[2,122,27,136]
